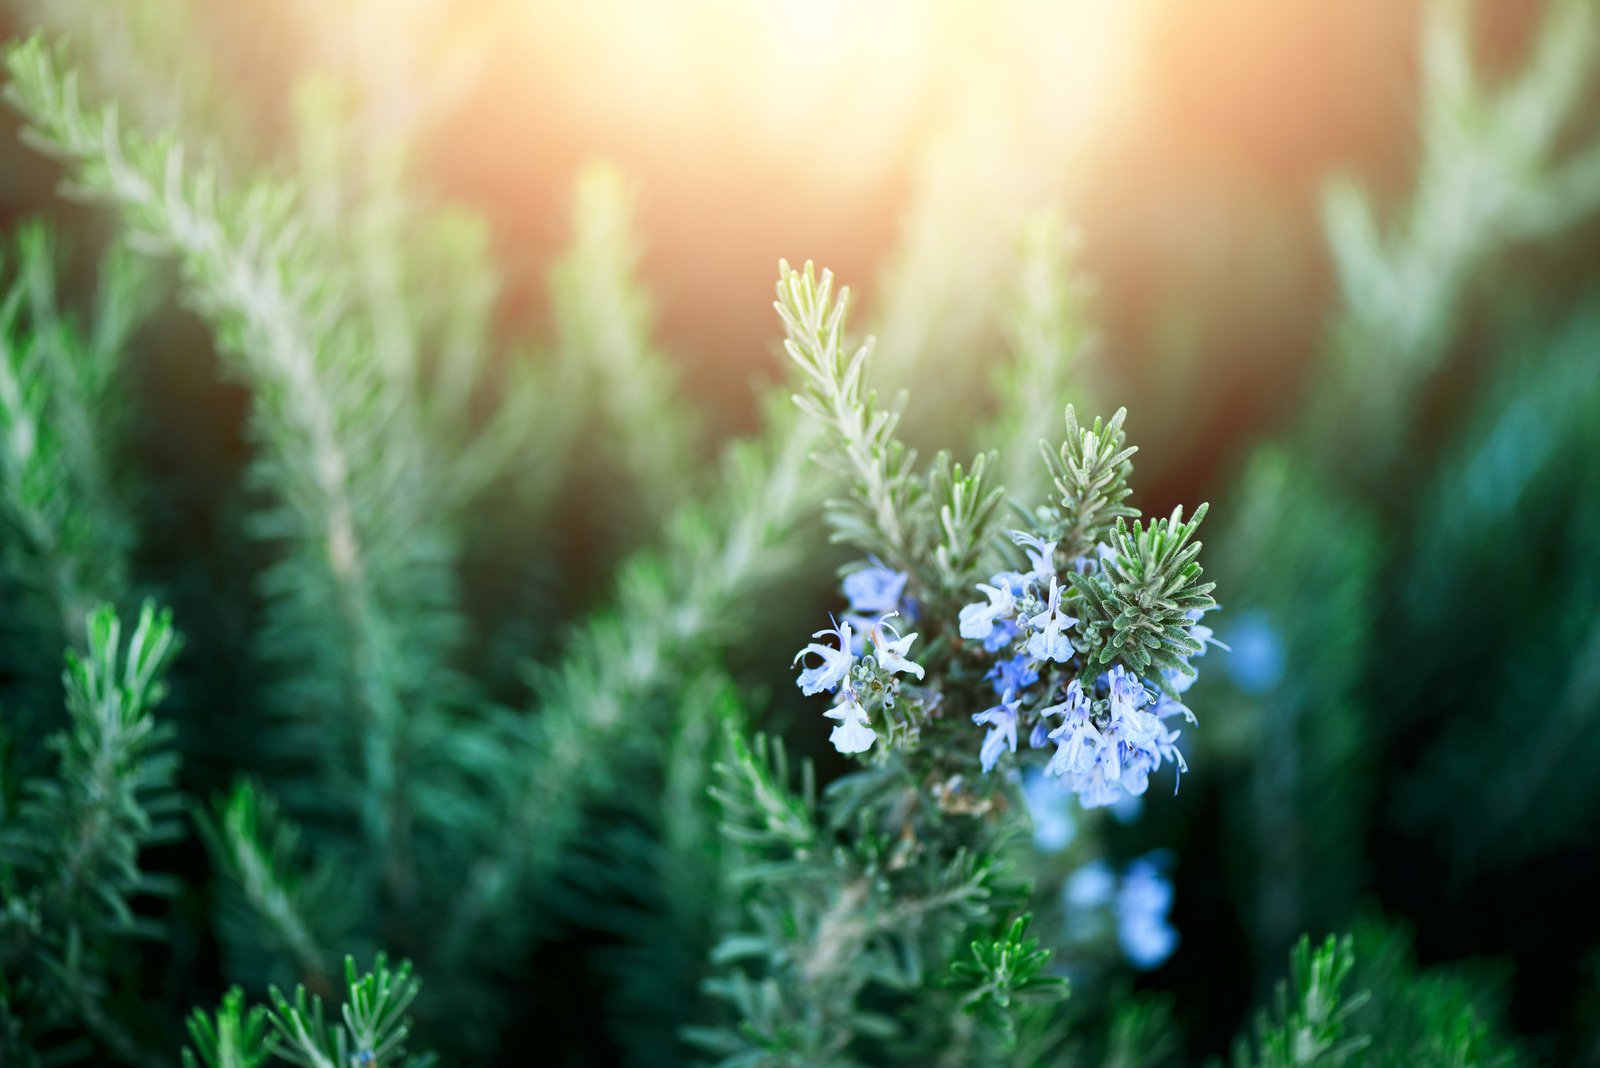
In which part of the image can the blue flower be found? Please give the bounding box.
[1063,860,1116,910]
[867,615,924,679]
[1044,681,1098,779]
[1046,669,1192,809]
[1011,530,1059,583]
[972,688,1021,773]
[1162,663,1198,694]
[1116,854,1178,970]
[825,689,876,754]
[992,570,1032,598]
[986,653,1038,696]
[958,580,1017,641]
[1186,607,1228,657]
[1021,768,1077,853]
[1224,610,1286,695]
[793,618,854,696]
[843,561,909,617]
[1025,576,1077,663]
[1028,719,1052,748]
[982,617,1021,653]
[1106,665,1148,714]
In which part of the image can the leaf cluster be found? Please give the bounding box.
[1072,504,1215,678]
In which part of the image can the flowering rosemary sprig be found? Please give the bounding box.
[779,262,1219,810]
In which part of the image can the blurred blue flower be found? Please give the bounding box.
[1225,610,1286,695]
[1021,768,1077,853]
[1109,792,1144,824]
[1063,860,1115,910]
[843,560,908,617]
[1115,854,1178,970]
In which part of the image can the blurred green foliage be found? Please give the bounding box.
[0,0,1596,1064]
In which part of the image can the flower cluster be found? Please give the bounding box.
[794,525,1220,808]
[956,530,1216,808]
[793,561,924,755]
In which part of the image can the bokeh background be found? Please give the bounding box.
[4,0,1600,1061]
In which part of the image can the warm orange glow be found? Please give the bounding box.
[494,0,1149,193]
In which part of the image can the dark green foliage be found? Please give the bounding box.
[558,675,743,1068]
[195,781,350,994]
[0,222,151,664]
[1235,925,1525,1067]
[692,728,1031,1067]
[1210,450,1378,953]
[0,602,180,1063]
[181,957,434,1068]
[946,915,1070,1054]
[1235,935,1370,1068]
[1343,921,1523,1068]
[264,956,433,1068]
[1392,307,1600,874]
[1193,0,1600,1024]
[1073,504,1214,678]
[181,988,276,1068]
[0,0,1595,1063]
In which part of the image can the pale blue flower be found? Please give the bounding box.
[1116,746,1159,799]
[1026,577,1077,663]
[868,615,924,679]
[1099,688,1193,804]
[1068,764,1125,808]
[1049,719,1104,780]
[1185,607,1229,657]
[1028,719,1051,748]
[1154,691,1197,727]
[824,690,877,755]
[1022,768,1077,853]
[959,581,1016,641]
[1162,663,1198,695]
[794,618,854,696]
[1011,530,1059,583]
[992,570,1032,598]
[1106,665,1150,720]
[1116,854,1178,970]
[1039,679,1090,723]
[1044,681,1098,778]
[843,561,908,617]
[1105,667,1159,749]
[986,653,1038,696]
[972,688,1021,773]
